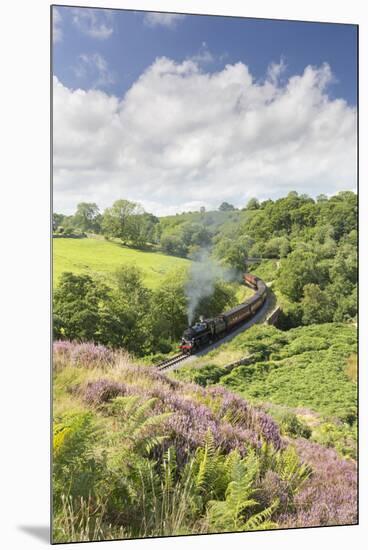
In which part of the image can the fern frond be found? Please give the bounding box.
[244,498,279,530]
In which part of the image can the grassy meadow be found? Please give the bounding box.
[53,237,191,288]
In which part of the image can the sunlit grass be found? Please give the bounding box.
[53,237,191,288]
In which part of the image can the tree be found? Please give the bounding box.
[263,237,289,258]
[277,249,322,302]
[219,202,235,212]
[150,269,188,341]
[136,213,159,245]
[53,273,110,341]
[301,284,333,325]
[181,222,211,249]
[114,265,150,309]
[102,199,144,244]
[74,203,101,233]
[214,236,251,271]
[317,194,328,203]
[107,266,153,353]
[194,280,237,321]
[246,198,260,210]
[53,213,65,232]
[160,233,187,257]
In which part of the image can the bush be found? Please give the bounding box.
[277,412,312,439]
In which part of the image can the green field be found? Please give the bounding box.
[53,237,191,288]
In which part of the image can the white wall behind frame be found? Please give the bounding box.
[0,1,366,549]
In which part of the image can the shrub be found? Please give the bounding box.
[279,439,357,527]
[53,411,106,507]
[82,379,128,406]
[53,341,115,370]
[277,412,312,439]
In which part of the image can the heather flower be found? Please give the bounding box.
[257,471,291,512]
[53,340,114,369]
[278,438,357,527]
[206,385,283,449]
[82,379,128,406]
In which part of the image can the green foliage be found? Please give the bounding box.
[193,280,237,322]
[74,202,101,233]
[102,199,145,245]
[219,201,236,211]
[175,364,228,386]
[206,449,277,532]
[53,495,127,543]
[53,273,110,342]
[277,249,322,302]
[176,323,357,457]
[53,213,65,232]
[246,197,260,210]
[160,221,211,258]
[208,190,356,323]
[221,324,357,422]
[106,396,172,456]
[55,190,357,323]
[53,257,240,354]
[53,356,318,542]
[213,236,251,271]
[275,411,312,439]
[150,268,188,342]
[257,443,312,498]
[301,284,334,325]
[311,422,357,459]
[160,232,187,257]
[53,411,106,508]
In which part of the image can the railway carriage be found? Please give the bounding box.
[179,273,267,354]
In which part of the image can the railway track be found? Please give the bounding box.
[156,353,188,371]
[154,274,271,372]
[154,291,271,371]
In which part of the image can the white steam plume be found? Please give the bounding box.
[185,249,239,325]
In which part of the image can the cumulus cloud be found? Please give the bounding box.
[53,7,62,43]
[73,53,115,89]
[267,57,287,85]
[72,8,113,39]
[53,58,357,215]
[144,12,186,28]
[190,43,215,66]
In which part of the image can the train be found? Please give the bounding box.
[179,273,267,355]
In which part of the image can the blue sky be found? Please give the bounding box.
[53,6,357,104]
[52,6,357,215]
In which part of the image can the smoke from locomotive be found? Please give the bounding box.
[180,273,267,355]
[184,250,238,324]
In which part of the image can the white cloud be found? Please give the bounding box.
[72,8,113,39]
[191,44,215,66]
[73,53,115,89]
[144,12,186,28]
[53,58,357,215]
[53,7,62,43]
[267,57,286,85]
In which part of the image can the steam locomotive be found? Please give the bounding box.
[179,273,267,355]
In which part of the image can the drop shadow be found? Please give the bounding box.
[18,525,50,544]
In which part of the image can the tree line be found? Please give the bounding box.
[54,190,357,342]
[53,266,237,356]
[53,199,244,252]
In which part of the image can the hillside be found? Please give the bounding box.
[53,237,191,288]
[174,323,357,459]
[52,341,357,542]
